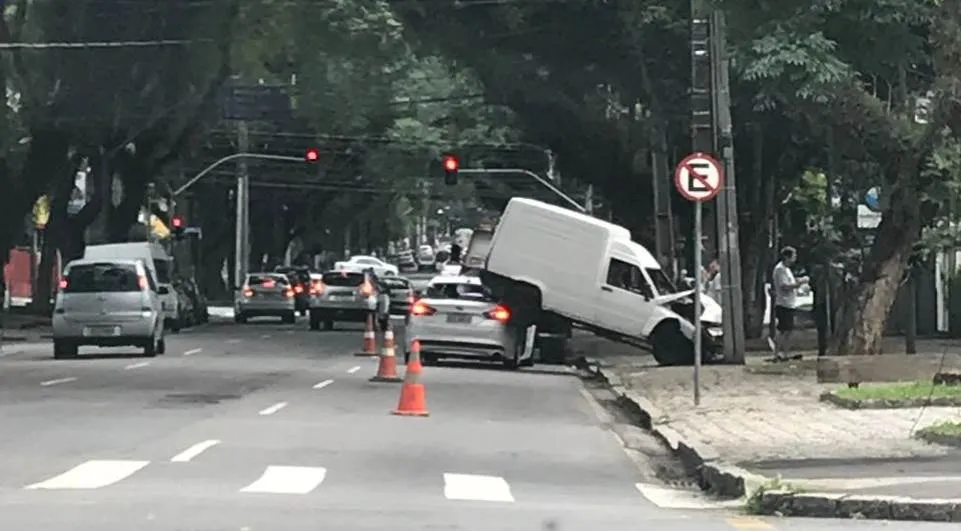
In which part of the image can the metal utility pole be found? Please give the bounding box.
[690,0,717,262]
[234,121,250,290]
[710,10,746,364]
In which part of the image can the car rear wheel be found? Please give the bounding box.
[235,312,247,324]
[144,336,158,357]
[309,311,321,330]
[282,311,296,324]
[157,337,166,355]
[323,320,334,331]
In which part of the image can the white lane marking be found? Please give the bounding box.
[258,402,287,416]
[346,366,360,374]
[260,334,271,339]
[183,348,202,356]
[443,473,514,502]
[239,466,326,494]
[170,440,220,463]
[40,377,77,387]
[285,330,295,335]
[226,339,241,344]
[312,379,333,389]
[124,362,150,370]
[25,460,149,490]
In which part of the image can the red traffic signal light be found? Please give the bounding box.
[171,216,184,228]
[305,147,320,162]
[442,155,458,172]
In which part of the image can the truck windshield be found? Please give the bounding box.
[646,268,677,295]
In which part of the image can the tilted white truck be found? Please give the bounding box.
[477,197,723,365]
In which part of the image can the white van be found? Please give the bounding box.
[83,242,181,331]
[480,197,723,366]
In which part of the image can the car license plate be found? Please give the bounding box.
[447,314,472,324]
[83,326,120,337]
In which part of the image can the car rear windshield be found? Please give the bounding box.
[276,268,310,284]
[247,275,289,287]
[65,263,141,293]
[425,282,494,301]
[322,272,365,287]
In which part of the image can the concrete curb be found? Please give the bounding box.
[588,364,961,523]
[820,391,961,409]
[758,489,961,521]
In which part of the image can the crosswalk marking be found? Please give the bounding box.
[25,460,149,490]
[239,466,327,494]
[443,473,514,502]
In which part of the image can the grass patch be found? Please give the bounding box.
[916,421,961,439]
[833,381,961,401]
[744,476,804,515]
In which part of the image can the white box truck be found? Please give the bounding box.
[480,197,723,365]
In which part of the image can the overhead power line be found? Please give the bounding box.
[0,39,209,50]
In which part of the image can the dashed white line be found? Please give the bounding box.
[183,348,202,356]
[226,339,242,344]
[258,401,288,416]
[25,460,149,490]
[346,366,361,374]
[170,440,220,463]
[260,334,271,339]
[40,377,77,387]
[312,379,333,389]
[124,362,150,370]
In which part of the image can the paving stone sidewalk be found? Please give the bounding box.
[570,332,961,464]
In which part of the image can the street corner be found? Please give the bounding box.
[751,489,961,522]
[580,358,755,500]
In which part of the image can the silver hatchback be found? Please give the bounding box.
[52,259,166,359]
[234,273,297,323]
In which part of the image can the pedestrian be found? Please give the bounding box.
[771,246,809,361]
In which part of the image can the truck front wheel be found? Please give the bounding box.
[650,321,694,366]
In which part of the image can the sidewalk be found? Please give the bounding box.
[573,333,961,522]
[0,313,52,344]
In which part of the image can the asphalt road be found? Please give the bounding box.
[0,315,956,531]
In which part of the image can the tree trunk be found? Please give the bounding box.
[831,190,917,356]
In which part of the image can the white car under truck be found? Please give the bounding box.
[479,197,723,366]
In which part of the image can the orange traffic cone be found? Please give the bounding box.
[370,322,403,383]
[355,313,378,356]
[391,340,429,417]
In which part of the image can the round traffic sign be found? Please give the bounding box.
[674,152,724,202]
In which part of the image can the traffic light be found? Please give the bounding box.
[442,154,459,185]
[305,147,320,162]
[171,215,185,240]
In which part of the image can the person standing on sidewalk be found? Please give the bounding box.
[772,246,809,361]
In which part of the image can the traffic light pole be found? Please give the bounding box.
[172,153,308,197]
[458,168,587,214]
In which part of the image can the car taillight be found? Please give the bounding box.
[410,301,436,316]
[58,279,68,290]
[284,288,295,298]
[294,284,304,294]
[243,288,254,297]
[138,275,148,290]
[484,305,510,322]
[309,281,325,295]
[358,282,374,297]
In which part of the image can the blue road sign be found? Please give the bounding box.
[220,85,291,121]
[864,187,881,212]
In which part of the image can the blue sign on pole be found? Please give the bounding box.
[864,187,881,212]
[220,85,292,121]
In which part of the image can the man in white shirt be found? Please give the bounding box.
[772,246,808,360]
